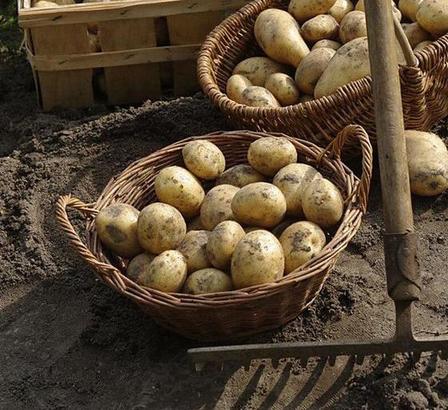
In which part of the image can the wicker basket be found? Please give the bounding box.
[56,126,372,341]
[198,0,448,156]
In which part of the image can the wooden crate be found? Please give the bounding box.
[18,0,247,110]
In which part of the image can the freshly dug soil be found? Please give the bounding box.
[1,25,448,410]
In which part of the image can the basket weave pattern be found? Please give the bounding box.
[56,127,372,341]
[198,0,448,155]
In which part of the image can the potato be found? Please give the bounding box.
[226,75,253,104]
[206,221,245,269]
[295,47,336,95]
[265,73,300,106]
[233,57,287,86]
[399,0,423,21]
[183,268,233,294]
[312,39,341,50]
[137,202,186,254]
[182,140,226,181]
[95,203,142,258]
[240,86,281,108]
[302,178,344,227]
[187,216,204,231]
[416,0,448,36]
[355,0,402,20]
[247,136,298,177]
[280,221,326,273]
[273,163,322,216]
[33,0,59,7]
[139,250,187,293]
[154,166,205,217]
[289,0,337,23]
[314,37,369,98]
[126,253,155,283]
[405,130,448,196]
[339,11,366,43]
[301,15,340,43]
[231,182,287,228]
[200,184,240,230]
[88,33,101,53]
[216,164,265,187]
[254,9,310,67]
[177,230,211,273]
[402,23,431,48]
[231,230,285,288]
[414,40,433,52]
[329,0,354,23]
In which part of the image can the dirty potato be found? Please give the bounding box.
[312,39,342,50]
[240,86,281,108]
[399,0,423,21]
[339,11,367,43]
[216,164,265,187]
[402,23,431,49]
[301,15,340,43]
[265,73,300,106]
[183,268,233,294]
[182,140,226,181]
[416,0,448,36]
[226,74,253,104]
[289,0,337,23]
[233,57,287,86]
[200,184,240,230]
[177,230,211,273]
[329,0,354,23]
[126,253,155,283]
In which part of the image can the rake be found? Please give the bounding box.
[188,0,448,370]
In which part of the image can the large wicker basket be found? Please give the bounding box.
[198,0,448,156]
[56,126,372,341]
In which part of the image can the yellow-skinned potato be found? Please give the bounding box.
[216,164,265,188]
[177,230,211,273]
[231,230,285,289]
[154,166,205,217]
[126,253,155,283]
[207,220,246,269]
[301,15,340,43]
[233,57,287,86]
[240,86,281,108]
[355,0,402,20]
[414,40,433,52]
[289,0,337,23]
[248,136,298,177]
[137,202,186,254]
[231,182,287,228]
[399,0,423,21]
[295,47,336,95]
[226,74,252,104]
[402,23,431,49]
[302,178,344,228]
[182,140,226,181]
[314,37,369,98]
[339,11,366,43]
[280,221,326,273]
[329,0,354,23]
[265,73,300,106]
[139,250,187,293]
[312,39,341,50]
[273,163,322,216]
[183,268,233,294]
[254,9,310,67]
[200,184,240,230]
[405,130,448,196]
[416,0,448,36]
[95,203,142,258]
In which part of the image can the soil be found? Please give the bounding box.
[2,15,448,410]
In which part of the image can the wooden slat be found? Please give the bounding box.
[19,0,248,27]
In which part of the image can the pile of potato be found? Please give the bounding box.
[227,0,448,107]
[95,137,346,295]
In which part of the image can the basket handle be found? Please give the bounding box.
[323,125,373,213]
[393,14,418,67]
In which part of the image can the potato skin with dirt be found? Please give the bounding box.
[399,0,423,21]
[182,140,226,180]
[302,178,344,228]
[126,253,155,283]
[402,23,431,49]
[233,57,286,86]
[206,220,246,269]
[226,74,252,104]
[405,130,448,196]
[339,11,366,43]
[273,163,322,216]
[240,86,281,108]
[265,73,300,106]
[301,15,340,43]
[200,184,240,230]
[216,164,265,187]
[329,0,354,23]
[254,9,310,67]
[280,221,326,273]
[248,136,298,177]
[289,0,337,23]
[95,203,142,258]
[183,268,233,295]
[154,166,205,217]
[231,230,285,289]
[177,230,211,273]
[231,182,287,228]
[312,39,341,50]
[416,0,448,36]
[139,250,187,293]
[137,202,186,254]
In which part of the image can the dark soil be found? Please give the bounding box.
[1,11,448,410]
